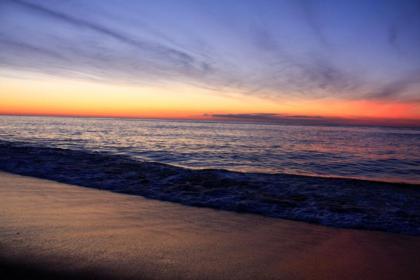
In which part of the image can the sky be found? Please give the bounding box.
[1,0,420,126]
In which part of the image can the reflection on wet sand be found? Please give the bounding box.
[1,172,419,280]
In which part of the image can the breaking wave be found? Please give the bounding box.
[0,140,419,235]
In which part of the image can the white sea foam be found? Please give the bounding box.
[1,140,419,235]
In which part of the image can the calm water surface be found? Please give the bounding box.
[0,116,419,184]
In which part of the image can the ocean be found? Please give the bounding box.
[0,115,419,184]
[0,115,419,234]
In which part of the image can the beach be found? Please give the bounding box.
[2,0,420,278]
[1,171,419,280]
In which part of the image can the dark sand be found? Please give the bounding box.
[0,172,419,279]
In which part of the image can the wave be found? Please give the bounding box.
[0,140,419,235]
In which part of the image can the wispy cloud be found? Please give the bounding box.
[1,0,420,102]
[11,0,206,72]
[296,0,330,47]
[369,69,420,101]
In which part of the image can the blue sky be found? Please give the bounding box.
[1,0,420,103]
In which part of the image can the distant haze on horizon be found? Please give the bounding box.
[1,0,420,126]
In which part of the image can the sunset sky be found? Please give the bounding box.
[1,0,419,125]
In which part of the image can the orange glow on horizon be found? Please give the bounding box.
[1,75,419,124]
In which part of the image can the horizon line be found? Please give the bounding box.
[1,113,419,129]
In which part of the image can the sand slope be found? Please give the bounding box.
[0,172,419,279]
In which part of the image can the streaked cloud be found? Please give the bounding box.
[1,0,420,102]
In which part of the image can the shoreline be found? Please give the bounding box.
[1,140,419,235]
[1,172,419,279]
[1,139,419,187]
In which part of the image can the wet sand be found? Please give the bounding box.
[0,172,419,280]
